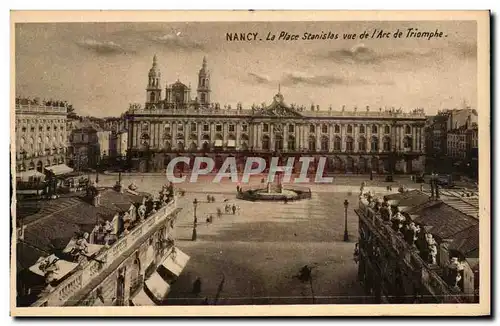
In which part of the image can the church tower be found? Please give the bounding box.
[197,56,211,106]
[146,54,162,109]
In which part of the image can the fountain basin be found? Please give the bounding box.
[237,185,312,202]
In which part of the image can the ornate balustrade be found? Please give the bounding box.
[15,104,68,115]
[357,198,463,303]
[32,197,178,307]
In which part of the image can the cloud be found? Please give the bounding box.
[279,71,377,87]
[318,44,437,65]
[247,72,272,84]
[451,41,477,59]
[75,38,131,55]
[148,32,205,51]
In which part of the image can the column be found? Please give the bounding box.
[235,122,240,150]
[341,124,346,152]
[379,125,383,153]
[270,124,275,151]
[316,123,321,152]
[210,123,215,147]
[329,123,334,152]
[223,122,228,147]
[412,126,417,151]
[134,122,139,149]
[353,124,358,152]
[283,123,288,151]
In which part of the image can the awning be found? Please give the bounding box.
[130,288,157,306]
[45,164,74,176]
[160,247,190,277]
[214,139,223,147]
[17,170,45,182]
[227,139,236,147]
[62,238,104,256]
[29,254,79,281]
[145,272,171,302]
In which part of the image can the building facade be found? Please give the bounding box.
[125,55,427,174]
[17,183,185,307]
[355,189,479,304]
[68,126,111,170]
[14,102,68,176]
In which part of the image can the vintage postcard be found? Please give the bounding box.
[10,10,490,317]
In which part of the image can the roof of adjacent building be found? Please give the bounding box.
[382,190,479,259]
[16,188,147,273]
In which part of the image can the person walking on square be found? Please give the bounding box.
[232,204,236,215]
[192,277,202,296]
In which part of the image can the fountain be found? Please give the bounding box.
[238,168,311,202]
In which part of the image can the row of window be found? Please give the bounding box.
[17,118,66,124]
[17,125,66,133]
[144,122,415,135]
[151,135,416,152]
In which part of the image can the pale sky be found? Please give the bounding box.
[15,21,477,117]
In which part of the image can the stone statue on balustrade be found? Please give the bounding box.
[425,233,438,265]
[448,257,464,291]
[138,198,147,221]
[404,222,421,248]
[391,207,405,232]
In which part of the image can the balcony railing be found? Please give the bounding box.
[15,104,68,115]
[31,197,178,307]
[357,199,464,303]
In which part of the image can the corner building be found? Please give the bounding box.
[126,55,427,174]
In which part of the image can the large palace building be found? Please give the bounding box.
[125,55,427,174]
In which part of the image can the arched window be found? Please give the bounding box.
[359,125,365,134]
[164,141,171,150]
[202,79,205,87]
[384,125,390,134]
[29,162,35,170]
[177,141,185,150]
[371,136,379,152]
[309,124,316,133]
[321,124,328,134]
[358,136,366,151]
[200,93,206,103]
[334,125,340,133]
[372,125,378,134]
[150,92,155,103]
[404,136,413,150]
[347,125,353,134]
[383,137,391,151]
[321,136,329,151]
[334,136,341,151]
[308,136,316,151]
[288,135,295,151]
[275,135,283,151]
[405,125,411,134]
[346,136,354,151]
[262,135,270,150]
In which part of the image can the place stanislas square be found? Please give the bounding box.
[97,156,410,305]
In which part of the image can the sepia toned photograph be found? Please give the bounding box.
[10,10,490,317]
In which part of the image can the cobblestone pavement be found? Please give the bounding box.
[94,174,414,305]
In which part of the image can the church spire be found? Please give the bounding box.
[153,54,158,67]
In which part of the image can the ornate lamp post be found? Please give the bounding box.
[343,199,349,242]
[192,198,198,241]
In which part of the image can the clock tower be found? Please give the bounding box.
[146,54,162,109]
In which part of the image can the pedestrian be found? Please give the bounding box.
[236,185,240,193]
[232,204,236,215]
[284,197,288,204]
[211,195,215,203]
[207,194,211,203]
[236,205,241,214]
[192,277,202,295]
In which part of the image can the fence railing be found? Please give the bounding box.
[31,198,178,307]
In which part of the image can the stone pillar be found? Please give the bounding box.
[223,122,228,147]
[316,123,321,152]
[341,124,346,152]
[354,124,358,152]
[411,126,418,152]
[270,124,275,151]
[329,123,334,152]
[283,123,288,151]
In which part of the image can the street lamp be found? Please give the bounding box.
[343,199,349,242]
[192,198,198,241]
